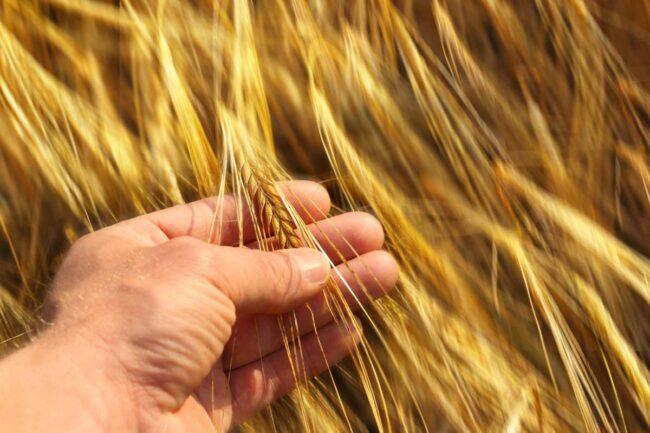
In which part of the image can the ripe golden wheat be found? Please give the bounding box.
[1,0,649,432]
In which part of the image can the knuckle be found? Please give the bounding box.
[166,236,211,267]
[60,233,107,273]
[69,228,138,262]
[68,232,98,255]
[234,368,267,410]
[268,253,302,298]
[168,235,202,251]
[219,299,237,328]
[211,266,239,303]
[199,280,236,327]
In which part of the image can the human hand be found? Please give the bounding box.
[0,181,398,433]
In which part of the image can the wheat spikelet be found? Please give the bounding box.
[236,156,302,250]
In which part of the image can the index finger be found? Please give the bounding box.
[128,180,330,245]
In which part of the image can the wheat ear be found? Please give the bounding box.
[237,156,302,249]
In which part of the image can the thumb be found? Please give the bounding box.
[212,246,331,313]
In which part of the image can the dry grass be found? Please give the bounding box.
[1,0,649,431]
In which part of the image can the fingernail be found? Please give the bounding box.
[284,248,330,285]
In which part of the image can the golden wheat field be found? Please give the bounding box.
[1,0,649,431]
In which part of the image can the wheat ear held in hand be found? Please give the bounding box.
[237,156,303,250]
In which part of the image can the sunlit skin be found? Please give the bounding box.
[0,180,399,433]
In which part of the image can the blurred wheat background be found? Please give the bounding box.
[1,0,649,432]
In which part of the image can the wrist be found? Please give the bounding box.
[0,328,137,433]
